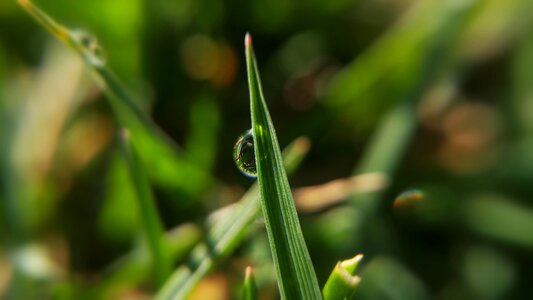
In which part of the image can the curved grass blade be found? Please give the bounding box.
[155,137,310,300]
[245,33,321,299]
[241,266,258,300]
[323,254,363,300]
[18,0,212,199]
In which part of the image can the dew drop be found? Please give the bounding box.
[233,129,257,178]
[71,30,107,66]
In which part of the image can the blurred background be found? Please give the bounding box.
[1,0,533,299]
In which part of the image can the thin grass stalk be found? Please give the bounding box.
[119,129,170,287]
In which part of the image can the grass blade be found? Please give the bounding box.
[118,129,170,287]
[323,254,363,300]
[350,102,417,217]
[241,266,258,300]
[245,33,321,299]
[155,137,310,300]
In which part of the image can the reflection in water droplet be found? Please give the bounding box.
[233,129,257,178]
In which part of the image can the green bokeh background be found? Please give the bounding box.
[1,0,533,299]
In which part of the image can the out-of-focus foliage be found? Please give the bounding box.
[1,0,533,299]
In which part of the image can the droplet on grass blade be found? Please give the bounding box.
[71,29,107,66]
[233,129,257,178]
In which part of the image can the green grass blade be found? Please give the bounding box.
[323,254,363,300]
[355,103,417,176]
[185,94,220,171]
[18,0,212,199]
[118,129,171,287]
[155,137,310,300]
[245,33,321,299]
[241,266,258,300]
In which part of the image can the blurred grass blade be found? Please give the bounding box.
[155,137,310,300]
[185,93,220,171]
[355,103,417,176]
[323,254,363,300]
[356,256,429,299]
[351,67,460,213]
[350,103,417,214]
[466,194,533,248]
[18,0,212,200]
[324,0,474,126]
[91,223,201,299]
[245,33,321,299]
[119,129,170,287]
[3,43,84,242]
[241,266,258,300]
[511,30,533,134]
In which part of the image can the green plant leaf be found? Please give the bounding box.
[241,266,258,300]
[155,136,310,300]
[245,33,321,299]
[323,254,363,300]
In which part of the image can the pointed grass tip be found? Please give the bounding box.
[337,254,363,285]
[245,32,253,48]
[341,254,364,269]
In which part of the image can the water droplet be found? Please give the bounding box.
[71,30,107,66]
[233,129,256,178]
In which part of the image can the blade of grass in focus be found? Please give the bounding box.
[17,0,212,200]
[241,266,258,300]
[245,33,321,299]
[118,129,170,287]
[322,254,363,300]
[155,136,310,300]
